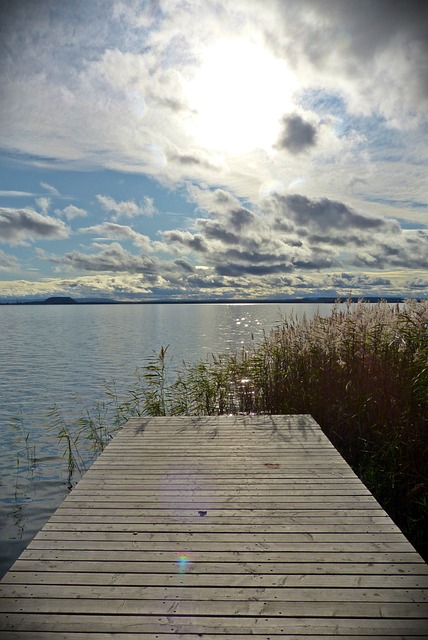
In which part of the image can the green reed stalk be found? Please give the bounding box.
[48,299,428,559]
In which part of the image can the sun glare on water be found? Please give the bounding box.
[185,39,297,154]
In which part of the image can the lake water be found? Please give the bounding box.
[0,301,334,576]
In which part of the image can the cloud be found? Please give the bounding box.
[0,0,426,214]
[403,277,428,291]
[164,187,428,282]
[0,269,232,301]
[266,0,428,129]
[80,222,155,252]
[40,182,60,196]
[0,249,19,271]
[163,230,208,254]
[187,186,241,215]
[169,149,221,172]
[196,219,240,245]
[48,242,201,291]
[307,0,428,63]
[216,261,293,277]
[36,197,51,214]
[354,230,428,270]
[275,114,317,153]
[96,194,157,219]
[0,191,36,197]
[174,258,195,273]
[0,207,70,245]
[56,205,87,220]
[50,242,158,275]
[269,193,399,233]
[0,1,426,300]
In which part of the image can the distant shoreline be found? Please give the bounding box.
[0,295,411,306]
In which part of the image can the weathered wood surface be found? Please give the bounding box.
[1,414,427,638]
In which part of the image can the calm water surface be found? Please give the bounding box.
[0,302,333,576]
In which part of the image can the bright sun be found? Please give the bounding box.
[185,39,297,154]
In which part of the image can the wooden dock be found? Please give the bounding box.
[1,414,427,638]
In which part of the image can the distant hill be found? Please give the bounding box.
[0,295,419,306]
[41,296,77,304]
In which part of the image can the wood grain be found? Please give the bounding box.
[1,414,427,637]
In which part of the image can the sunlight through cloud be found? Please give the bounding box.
[185,38,298,154]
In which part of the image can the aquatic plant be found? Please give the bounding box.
[11,413,37,478]
[45,299,428,559]
[137,299,428,558]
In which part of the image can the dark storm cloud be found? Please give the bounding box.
[275,115,317,154]
[229,208,256,230]
[163,230,208,253]
[222,246,290,265]
[272,194,398,233]
[270,0,428,70]
[309,0,428,60]
[0,207,69,244]
[197,219,240,245]
[308,233,368,248]
[174,258,195,273]
[171,152,218,170]
[216,262,293,277]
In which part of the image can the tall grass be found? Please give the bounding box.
[51,299,428,559]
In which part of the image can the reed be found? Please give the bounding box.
[48,299,428,559]
[11,413,37,478]
[136,299,428,559]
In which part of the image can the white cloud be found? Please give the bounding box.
[0,0,426,212]
[96,194,157,219]
[0,1,426,299]
[80,222,163,252]
[0,190,36,197]
[56,205,87,220]
[36,197,51,214]
[40,182,60,196]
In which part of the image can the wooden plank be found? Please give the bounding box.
[10,560,428,575]
[1,414,427,638]
[4,571,428,589]
[57,499,383,509]
[19,549,423,563]
[1,597,427,618]
[0,635,424,640]
[32,530,413,542]
[42,521,403,533]
[64,494,377,502]
[20,545,422,572]
[1,613,428,634]
[27,540,416,553]
[2,584,427,603]
[64,488,379,499]
[45,515,394,524]
[77,476,362,482]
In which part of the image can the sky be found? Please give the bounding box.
[0,0,427,301]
